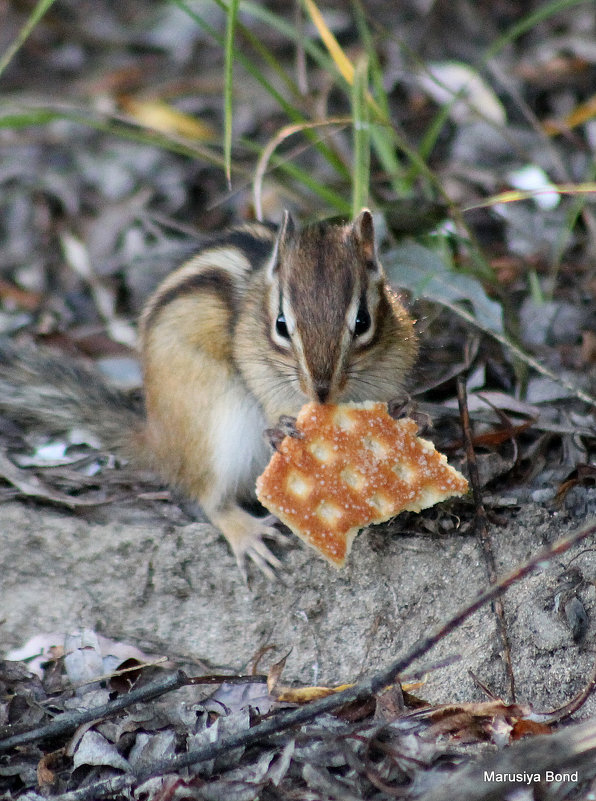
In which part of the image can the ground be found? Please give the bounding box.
[3,489,596,717]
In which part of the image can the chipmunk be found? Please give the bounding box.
[0,210,418,577]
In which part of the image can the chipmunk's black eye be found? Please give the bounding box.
[354,303,371,336]
[275,313,289,339]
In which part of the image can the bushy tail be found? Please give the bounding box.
[0,339,144,453]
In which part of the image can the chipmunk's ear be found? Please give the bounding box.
[353,208,377,267]
[279,209,296,241]
[267,210,295,279]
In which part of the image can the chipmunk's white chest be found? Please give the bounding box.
[210,379,269,500]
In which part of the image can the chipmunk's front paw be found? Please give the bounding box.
[387,396,430,434]
[265,415,302,451]
[387,395,413,419]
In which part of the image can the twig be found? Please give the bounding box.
[49,519,596,801]
[457,375,516,702]
[541,649,596,724]
[468,670,500,701]
[0,451,111,509]
[0,671,188,751]
[73,657,169,690]
[0,671,269,750]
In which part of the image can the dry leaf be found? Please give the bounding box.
[121,97,216,140]
[275,683,354,704]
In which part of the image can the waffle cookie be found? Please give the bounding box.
[256,401,468,567]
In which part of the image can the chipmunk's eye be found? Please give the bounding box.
[275,313,290,339]
[354,303,371,337]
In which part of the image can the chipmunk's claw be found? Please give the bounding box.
[234,525,290,586]
[217,506,287,583]
[240,531,283,582]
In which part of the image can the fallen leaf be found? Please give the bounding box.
[275,683,354,704]
[120,97,216,140]
[412,701,539,744]
[267,651,290,695]
[36,750,63,788]
[72,730,131,772]
[418,62,506,124]
[385,242,504,334]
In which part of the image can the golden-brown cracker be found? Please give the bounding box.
[256,401,468,567]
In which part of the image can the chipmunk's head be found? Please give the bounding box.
[261,209,417,410]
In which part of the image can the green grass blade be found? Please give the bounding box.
[369,124,409,195]
[223,0,239,187]
[485,0,591,59]
[0,0,59,79]
[232,17,302,100]
[276,160,352,213]
[0,110,61,128]
[170,0,296,121]
[351,0,407,195]
[351,57,370,216]
[170,0,350,181]
[351,0,388,117]
[243,134,351,214]
[548,161,596,299]
[240,1,333,74]
[415,95,454,164]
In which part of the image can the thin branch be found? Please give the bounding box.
[457,375,516,702]
[0,671,270,750]
[542,649,596,724]
[0,671,188,751]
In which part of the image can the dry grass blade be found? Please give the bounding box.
[302,0,354,84]
[252,117,350,220]
[463,182,596,212]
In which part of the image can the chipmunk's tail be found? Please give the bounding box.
[0,339,144,455]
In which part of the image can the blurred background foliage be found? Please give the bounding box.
[0,0,594,407]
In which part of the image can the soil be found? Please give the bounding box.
[3,488,596,715]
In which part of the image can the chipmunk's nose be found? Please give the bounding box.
[314,382,330,403]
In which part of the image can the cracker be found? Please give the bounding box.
[256,401,468,567]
